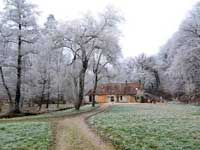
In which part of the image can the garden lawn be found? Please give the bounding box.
[89,104,200,150]
[0,122,52,150]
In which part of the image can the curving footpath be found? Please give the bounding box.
[55,104,115,150]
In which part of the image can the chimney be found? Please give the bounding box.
[139,80,141,84]
[125,80,128,85]
[138,80,143,90]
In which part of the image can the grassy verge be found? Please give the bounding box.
[89,104,200,150]
[0,122,52,150]
[0,104,99,122]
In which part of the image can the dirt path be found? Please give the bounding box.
[55,104,115,150]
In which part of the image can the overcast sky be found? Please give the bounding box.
[1,0,200,57]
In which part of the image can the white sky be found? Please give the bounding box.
[1,0,200,57]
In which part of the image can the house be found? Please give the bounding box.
[85,82,143,103]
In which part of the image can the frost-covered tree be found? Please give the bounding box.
[157,2,200,100]
[29,14,68,109]
[0,22,14,108]
[0,1,123,112]
[0,0,39,113]
[125,54,160,91]
[90,29,121,106]
[56,7,123,110]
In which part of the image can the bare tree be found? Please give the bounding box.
[91,33,121,106]
[0,0,39,113]
[0,66,13,108]
[56,7,123,110]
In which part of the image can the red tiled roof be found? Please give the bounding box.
[87,83,142,96]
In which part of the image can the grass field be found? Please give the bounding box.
[0,122,52,150]
[0,104,98,150]
[89,104,200,150]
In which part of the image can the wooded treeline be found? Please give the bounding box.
[1,0,200,114]
[124,2,200,104]
[0,0,122,113]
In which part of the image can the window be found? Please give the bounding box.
[120,96,123,101]
[89,96,92,102]
[110,96,114,102]
[117,96,119,102]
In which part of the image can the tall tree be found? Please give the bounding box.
[0,23,14,108]
[91,33,121,107]
[56,7,123,110]
[126,54,160,91]
[0,0,39,113]
[157,1,200,100]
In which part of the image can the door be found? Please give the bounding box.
[110,96,115,102]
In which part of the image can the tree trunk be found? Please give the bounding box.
[38,95,44,111]
[57,94,60,108]
[92,51,103,107]
[92,73,98,107]
[153,70,160,89]
[75,68,87,110]
[46,90,50,109]
[39,81,46,111]
[57,86,60,108]
[13,27,22,114]
[46,78,50,109]
[0,67,13,110]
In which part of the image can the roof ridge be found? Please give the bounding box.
[86,82,142,96]
[98,82,140,85]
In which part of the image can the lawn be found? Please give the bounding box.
[0,122,52,150]
[0,104,99,150]
[89,104,200,150]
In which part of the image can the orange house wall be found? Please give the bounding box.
[128,96,136,103]
[96,95,136,103]
[96,95,107,103]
